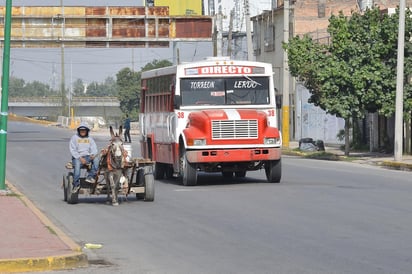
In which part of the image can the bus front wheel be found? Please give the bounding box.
[180,150,197,186]
[264,160,281,183]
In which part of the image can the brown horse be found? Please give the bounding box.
[100,126,127,206]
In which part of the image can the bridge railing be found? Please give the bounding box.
[9,96,119,104]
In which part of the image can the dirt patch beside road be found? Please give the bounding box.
[8,113,55,126]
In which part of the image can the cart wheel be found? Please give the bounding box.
[135,169,145,200]
[144,173,155,202]
[63,175,68,202]
[66,172,79,204]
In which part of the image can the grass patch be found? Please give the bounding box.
[282,148,341,161]
[303,151,340,161]
[9,113,54,125]
[282,148,307,156]
[338,156,360,162]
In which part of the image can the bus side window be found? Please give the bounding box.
[174,94,181,109]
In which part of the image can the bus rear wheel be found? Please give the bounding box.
[180,150,197,186]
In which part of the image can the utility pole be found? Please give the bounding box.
[244,0,253,61]
[216,0,223,57]
[60,1,66,117]
[0,0,12,190]
[227,9,234,57]
[394,0,405,161]
[282,0,290,148]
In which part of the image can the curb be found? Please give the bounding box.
[0,181,88,273]
[0,253,88,273]
[380,160,412,171]
[282,149,412,171]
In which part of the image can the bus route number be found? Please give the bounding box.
[267,109,275,117]
[177,112,185,119]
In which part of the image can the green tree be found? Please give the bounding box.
[284,7,412,155]
[102,76,118,97]
[9,77,54,97]
[116,67,140,120]
[72,77,117,97]
[24,81,53,97]
[116,59,173,120]
[72,79,86,96]
[9,77,26,97]
[141,59,173,72]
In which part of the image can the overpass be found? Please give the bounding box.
[8,97,122,121]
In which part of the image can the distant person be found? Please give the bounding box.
[123,114,131,143]
[69,123,99,192]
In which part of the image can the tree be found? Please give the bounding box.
[141,59,172,72]
[72,77,117,97]
[9,77,26,97]
[116,67,140,120]
[9,77,55,97]
[284,7,412,155]
[72,79,86,96]
[116,59,173,120]
[24,81,54,97]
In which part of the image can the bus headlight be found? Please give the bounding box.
[188,138,206,146]
[264,137,281,145]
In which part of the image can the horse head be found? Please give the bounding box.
[108,126,124,169]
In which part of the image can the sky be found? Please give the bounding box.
[1,0,271,88]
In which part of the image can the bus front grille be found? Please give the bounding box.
[211,120,258,139]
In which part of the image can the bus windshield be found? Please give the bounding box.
[180,76,270,106]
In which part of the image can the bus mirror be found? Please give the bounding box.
[174,95,181,109]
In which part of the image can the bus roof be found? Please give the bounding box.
[141,58,273,79]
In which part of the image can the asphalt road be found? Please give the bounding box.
[6,121,412,274]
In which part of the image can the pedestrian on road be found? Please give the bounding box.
[123,114,131,143]
[69,123,99,192]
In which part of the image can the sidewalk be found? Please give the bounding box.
[0,182,88,273]
[287,141,412,171]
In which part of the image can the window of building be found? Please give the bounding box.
[318,1,325,18]
[264,21,275,52]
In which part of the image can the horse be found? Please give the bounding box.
[100,126,128,206]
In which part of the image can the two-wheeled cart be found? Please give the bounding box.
[62,158,155,204]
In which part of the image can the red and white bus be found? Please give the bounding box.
[140,57,282,186]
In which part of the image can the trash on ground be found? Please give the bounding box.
[84,243,103,249]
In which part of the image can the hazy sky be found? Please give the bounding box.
[1,0,270,88]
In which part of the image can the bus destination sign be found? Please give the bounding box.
[185,65,265,76]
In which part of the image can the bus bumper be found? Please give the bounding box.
[185,147,281,163]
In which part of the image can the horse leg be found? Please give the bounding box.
[110,172,119,206]
[104,172,111,204]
